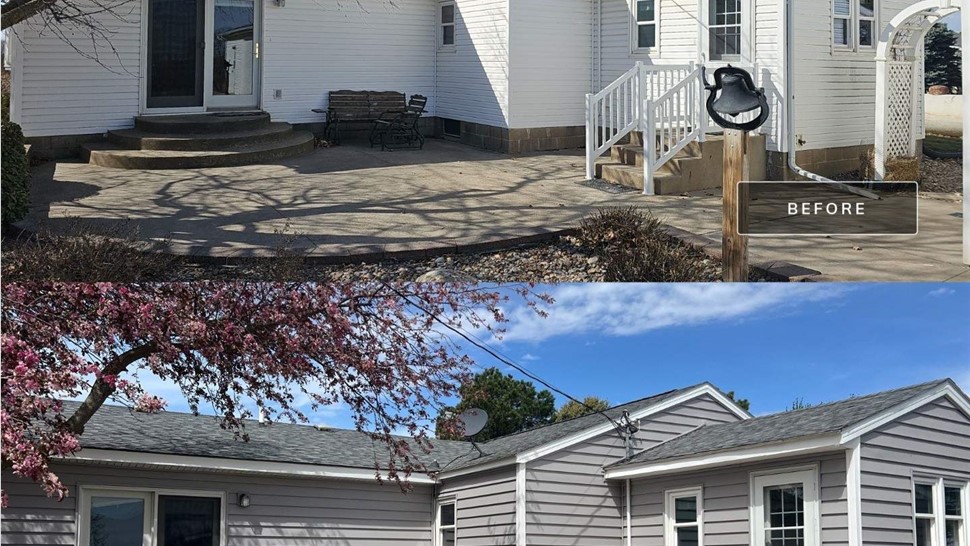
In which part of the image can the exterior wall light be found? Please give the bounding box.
[238,493,251,508]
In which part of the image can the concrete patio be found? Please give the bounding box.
[19,140,968,281]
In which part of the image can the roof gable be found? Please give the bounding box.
[604,378,965,478]
[437,382,750,477]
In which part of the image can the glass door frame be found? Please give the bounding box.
[698,0,755,68]
[204,0,261,109]
[138,0,261,114]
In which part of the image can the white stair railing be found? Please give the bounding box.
[642,65,706,195]
[584,63,696,181]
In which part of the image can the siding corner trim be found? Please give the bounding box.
[516,462,526,546]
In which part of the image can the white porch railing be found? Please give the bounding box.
[585,62,707,195]
[642,65,706,195]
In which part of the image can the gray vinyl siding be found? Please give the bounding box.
[859,396,970,546]
[437,466,517,546]
[629,452,849,546]
[1,463,433,546]
[525,394,743,546]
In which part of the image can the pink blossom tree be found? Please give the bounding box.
[1,282,548,506]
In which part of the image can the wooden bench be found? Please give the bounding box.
[312,90,407,144]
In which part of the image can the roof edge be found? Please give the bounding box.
[602,432,843,480]
[62,448,437,484]
[839,379,970,442]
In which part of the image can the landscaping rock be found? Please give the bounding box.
[415,268,477,282]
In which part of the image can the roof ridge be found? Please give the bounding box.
[747,377,949,421]
[477,384,696,444]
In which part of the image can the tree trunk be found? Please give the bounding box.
[1,0,54,30]
[63,343,158,435]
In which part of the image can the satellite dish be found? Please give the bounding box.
[457,408,488,438]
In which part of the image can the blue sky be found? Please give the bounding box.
[144,284,968,428]
[941,12,962,32]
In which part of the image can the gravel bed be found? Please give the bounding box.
[176,234,726,282]
[920,155,962,194]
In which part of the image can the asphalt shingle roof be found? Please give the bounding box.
[66,382,728,473]
[606,378,952,470]
[68,401,471,470]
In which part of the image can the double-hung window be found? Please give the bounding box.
[440,3,455,48]
[436,499,457,546]
[79,488,224,546]
[665,488,702,546]
[833,0,877,50]
[709,0,742,61]
[751,468,820,546]
[914,478,970,546]
[634,0,657,49]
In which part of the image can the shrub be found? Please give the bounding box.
[2,121,30,225]
[578,207,716,282]
[1,221,181,281]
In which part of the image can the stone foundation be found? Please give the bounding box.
[26,133,107,160]
[434,120,586,154]
[766,144,874,180]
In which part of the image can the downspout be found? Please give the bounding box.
[784,0,879,198]
[625,479,632,546]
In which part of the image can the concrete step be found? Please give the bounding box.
[134,112,271,134]
[108,122,296,151]
[596,162,685,194]
[609,142,702,167]
[82,130,315,169]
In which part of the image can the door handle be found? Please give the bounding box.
[254,42,259,58]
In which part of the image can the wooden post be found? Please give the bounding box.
[722,128,749,282]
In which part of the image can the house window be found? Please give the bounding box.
[832,0,877,49]
[437,499,456,546]
[440,3,455,47]
[709,0,742,61]
[916,482,937,546]
[635,0,657,49]
[914,479,970,546]
[751,468,820,546]
[665,488,702,546]
[79,488,223,546]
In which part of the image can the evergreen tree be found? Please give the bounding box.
[925,24,962,89]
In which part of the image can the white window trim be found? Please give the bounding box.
[435,496,458,546]
[439,1,456,51]
[912,476,970,546]
[750,466,821,546]
[630,0,660,54]
[831,0,879,53]
[664,486,704,546]
[707,0,743,63]
[77,485,227,546]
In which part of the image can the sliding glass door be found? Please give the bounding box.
[146,0,205,108]
[208,0,259,108]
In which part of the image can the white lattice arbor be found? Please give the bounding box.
[874,0,959,178]
[874,0,968,265]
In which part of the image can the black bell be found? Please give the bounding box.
[703,65,770,132]
[711,73,762,117]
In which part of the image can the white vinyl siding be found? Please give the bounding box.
[261,0,437,124]
[9,0,141,137]
[506,0,590,128]
[789,0,914,151]
[434,0,510,128]
[1,463,434,546]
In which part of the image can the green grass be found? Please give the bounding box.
[924,134,962,154]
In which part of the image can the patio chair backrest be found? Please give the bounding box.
[406,95,428,115]
[328,90,406,122]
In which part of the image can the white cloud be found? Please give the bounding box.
[500,284,844,343]
[521,353,541,361]
[928,288,956,297]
